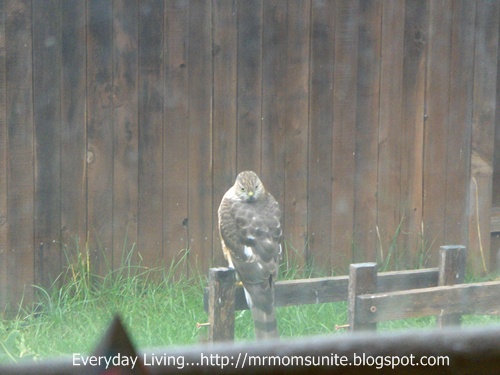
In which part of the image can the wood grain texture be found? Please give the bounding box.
[187,0,213,273]
[261,0,286,207]
[356,281,500,324]
[492,0,500,270]
[377,0,404,264]
[164,0,190,275]
[353,0,381,264]
[444,0,475,251]
[307,0,334,272]
[469,0,499,273]
[331,0,359,271]
[204,267,439,312]
[138,0,164,268]
[422,0,452,266]
[0,0,6,312]
[60,0,87,266]
[236,0,262,174]
[348,263,377,331]
[436,245,466,327]
[212,0,237,268]
[5,0,34,311]
[208,268,236,342]
[33,0,62,288]
[113,0,139,270]
[87,0,114,276]
[283,0,310,262]
[399,0,428,265]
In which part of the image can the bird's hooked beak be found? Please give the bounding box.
[247,190,256,202]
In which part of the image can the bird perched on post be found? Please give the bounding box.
[218,171,282,339]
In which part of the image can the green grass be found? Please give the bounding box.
[1,242,500,365]
[0,263,348,363]
[0,262,207,362]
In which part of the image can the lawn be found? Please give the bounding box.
[1,247,500,364]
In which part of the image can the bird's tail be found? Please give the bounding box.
[250,305,279,339]
[243,282,279,340]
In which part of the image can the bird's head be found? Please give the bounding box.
[234,171,265,202]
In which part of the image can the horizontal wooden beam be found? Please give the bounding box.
[355,280,500,324]
[204,268,439,312]
[376,267,439,292]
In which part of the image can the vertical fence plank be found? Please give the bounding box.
[422,0,453,266]
[308,0,334,272]
[112,0,139,270]
[445,1,475,255]
[212,0,237,267]
[188,0,212,273]
[5,0,34,311]
[283,0,310,265]
[469,0,499,274]
[377,0,404,266]
[236,0,262,173]
[261,0,286,208]
[353,0,381,264]
[332,0,359,271]
[208,268,236,342]
[87,0,114,276]
[436,245,466,327]
[164,0,189,275]
[0,0,6,312]
[400,0,428,266]
[60,0,87,267]
[348,262,377,332]
[494,3,500,271]
[33,0,62,289]
[138,0,164,269]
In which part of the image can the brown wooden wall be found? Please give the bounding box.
[0,0,499,312]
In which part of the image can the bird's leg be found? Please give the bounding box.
[231,268,243,286]
[225,256,242,285]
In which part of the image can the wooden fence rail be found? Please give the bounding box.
[205,245,476,341]
[203,267,442,341]
[354,280,500,324]
[348,245,469,331]
[204,267,441,312]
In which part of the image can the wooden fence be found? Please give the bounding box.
[2,245,500,374]
[1,0,500,312]
[204,245,500,341]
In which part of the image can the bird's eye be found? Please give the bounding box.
[255,185,259,189]
[240,186,245,191]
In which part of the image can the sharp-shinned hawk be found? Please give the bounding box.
[218,171,282,339]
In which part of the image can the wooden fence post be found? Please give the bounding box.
[348,262,377,332]
[436,245,467,327]
[207,267,237,342]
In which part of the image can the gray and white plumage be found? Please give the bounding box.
[218,171,282,339]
